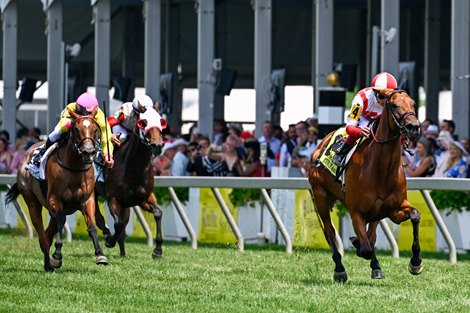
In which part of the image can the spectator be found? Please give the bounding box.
[207,134,240,176]
[402,138,436,177]
[258,120,281,176]
[443,140,468,178]
[187,136,211,176]
[228,123,243,139]
[424,124,439,142]
[292,126,318,167]
[433,131,453,177]
[154,142,177,176]
[440,119,457,139]
[10,137,37,174]
[460,137,470,155]
[171,139,190,176]
[419,118,435,140]
[279,124,297,167]
[213,118,228,145]
[272,125,284,142]
[236,138,265,177]
[0,137,12,174]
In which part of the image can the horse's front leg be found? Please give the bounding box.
[350,214,373,260]
[45,212,65,269]
[366,222,384,279]
[27,198,54,272]
[83,197,108,265]
[390,200,423,275]
[141,193,163,259]
[107,198,128,256]
[94,194,112,241]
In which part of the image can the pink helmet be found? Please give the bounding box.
[371,72,397,90]
[76,92,99,112]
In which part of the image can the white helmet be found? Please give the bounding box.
[132,95,154,111]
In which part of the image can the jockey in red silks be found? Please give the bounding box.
[107,94,159,146]
[333,72,398,165]
[31,92,114,168]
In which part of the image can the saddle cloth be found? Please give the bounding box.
[317,127,358,181]
[27,143,58,180]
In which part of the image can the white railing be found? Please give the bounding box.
[1,174,469,263]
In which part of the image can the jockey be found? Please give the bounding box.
[31,92,114,168]
[332,72,398,165]
[107,94,157,146]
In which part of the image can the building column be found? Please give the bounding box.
[424,0,440,123]
[1,0,17,142]
[197,0,215,139]
[45,0,63,133]
[144,0,161,103]
[314,0,333,115]
[380,0,399,76]
[254,0,272,137]
[93,0,110,111]
[451,0,470,138]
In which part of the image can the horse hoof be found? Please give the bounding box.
[333,271,348,283]
[152,250,163,259]
[50,256,62,269]
[45,263,55,272]
[371,269,385,279]
[96,255,109,265]
[104,236,116,248]
[408,260,424,275]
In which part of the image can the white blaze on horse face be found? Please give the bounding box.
[83,120,91,128]
[138,107,164,137]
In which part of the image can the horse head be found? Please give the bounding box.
[381,89,420,142]
[68,107,100,164]
[135,106,166,156]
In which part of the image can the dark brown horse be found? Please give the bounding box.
[5,108,107,271]
[95,104,165,258]
[306,89,422,282]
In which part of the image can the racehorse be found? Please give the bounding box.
[5,108,107,271]
[94,103,165,258]
[305,89,422,282]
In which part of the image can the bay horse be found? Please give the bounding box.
[95,103,165,258]
[5,108,107,271]
[306,89,422,282]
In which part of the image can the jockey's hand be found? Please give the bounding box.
[111,133,121,147]
[358,126,370,138]
[105,157,114,168]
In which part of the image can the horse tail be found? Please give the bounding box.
[5,183,20,205]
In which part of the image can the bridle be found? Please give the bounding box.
[57,115,100,171]
[370,90,417,145]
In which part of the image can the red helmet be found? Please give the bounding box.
[371,72,397,90]
[76,92,98,113]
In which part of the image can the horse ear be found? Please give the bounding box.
[91,106,98,117]
[68,107,78,119]
[160,118,167,129]
[154,101,160,111]
[137,101,147,113]
[137,119,148,129]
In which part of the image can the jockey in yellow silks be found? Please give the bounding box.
[332,72,398,165]
[31,92,114,168]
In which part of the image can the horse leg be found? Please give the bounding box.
[311,190,347,282]
[350,214,373,260]
[104,198,121,249]
[26,198,54,272]
[83,198,108,265]
[45,214,63,269]
[115,207,130,257]
[141,193,163,259]
[94,194,112,241]
[390,201,423,275]
[367,222,384,279]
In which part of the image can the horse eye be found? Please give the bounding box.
[390,103,398,109]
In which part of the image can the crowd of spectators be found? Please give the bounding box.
[402,119,469,178]
[1,116,468,179]
[152,117,319,178]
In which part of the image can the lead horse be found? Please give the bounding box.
[306,89,422,282]
[5,108,107,271]
[94,103,165,258]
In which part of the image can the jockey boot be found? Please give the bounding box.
[332,140,353,165]
[32,138,53,166]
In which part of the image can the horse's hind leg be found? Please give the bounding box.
[350,214,373,260]
[115,207,130,257]
[94,195,112,241]
[83,198,108,265]
[312,190,347,283]
[367,222,384,279]
[141,193,163,259]
[26,198,54,272]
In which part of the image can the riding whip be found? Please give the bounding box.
[102,100,111,162]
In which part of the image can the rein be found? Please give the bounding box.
[370,90,416,145]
